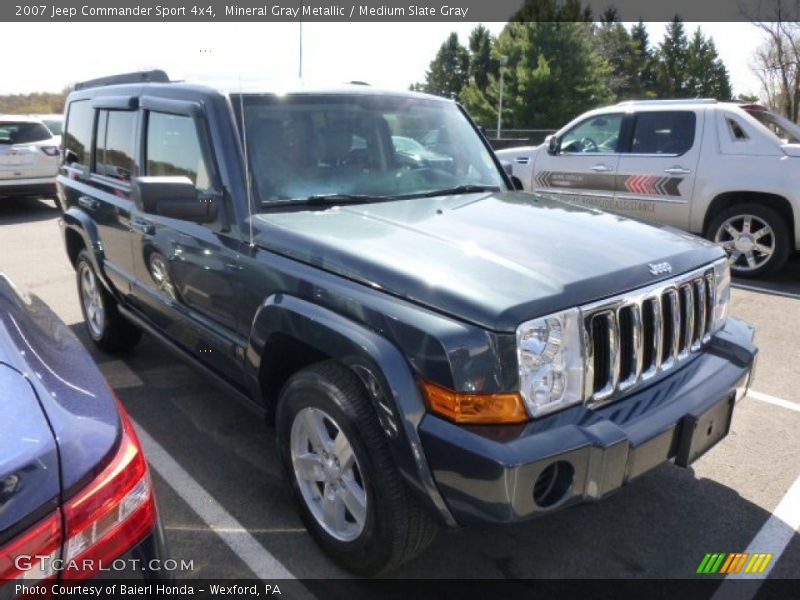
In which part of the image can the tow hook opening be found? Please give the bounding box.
[533,461,575,508]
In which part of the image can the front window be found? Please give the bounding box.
[233,93,505,205]
[560,114,623,154]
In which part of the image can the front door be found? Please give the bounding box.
[130,108,245,384]
[613,110,703,229]
[532,112,624,211]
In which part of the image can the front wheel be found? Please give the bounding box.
[707,204,791,278]
[276,362,438,575]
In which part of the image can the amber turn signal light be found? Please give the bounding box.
[420,380,529,424]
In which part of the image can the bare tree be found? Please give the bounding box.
[743,0,800,121]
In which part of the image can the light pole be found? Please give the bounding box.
[496,55,509,139]
[298,21,303,78]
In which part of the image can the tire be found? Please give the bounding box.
[276,361,438,575]
[76,250,142,353]
[706,203,791,278]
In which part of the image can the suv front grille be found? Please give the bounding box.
[582,266,716,407]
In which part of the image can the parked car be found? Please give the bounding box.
[391,135,453,170]
[496,99,800,277]
[0,116,59,200]
[33,114,65,145]
[58,71,756,575]
[0,274,167,586]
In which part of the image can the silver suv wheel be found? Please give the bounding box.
[290,407,368,542]
[714,214,775,273]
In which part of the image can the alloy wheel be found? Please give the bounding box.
[290,407,368,542]
[714,214,775,273]
[79,263,105,337]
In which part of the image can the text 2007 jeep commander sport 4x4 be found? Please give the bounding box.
[57,71,756,574]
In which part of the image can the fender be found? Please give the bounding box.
[247,293,457,527]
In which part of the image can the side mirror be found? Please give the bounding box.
[546,134,559,155]
[131,176,218,223]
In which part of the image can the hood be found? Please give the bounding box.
[0,276,120,514]
[253,191,723,332]
[495,144,541,164]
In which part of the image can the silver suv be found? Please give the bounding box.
[0,115,60,200]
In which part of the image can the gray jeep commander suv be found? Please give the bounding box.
[58,70,756,574]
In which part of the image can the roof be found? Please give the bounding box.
[69,69,450,103]
[0,114,48,123]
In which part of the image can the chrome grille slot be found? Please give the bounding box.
[582,264,719,408]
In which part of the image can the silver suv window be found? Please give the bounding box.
[630,111,696,155]
[560,114,623,154]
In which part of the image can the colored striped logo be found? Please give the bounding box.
[696,552,773,574]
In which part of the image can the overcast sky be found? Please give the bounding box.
[1,22,763,98]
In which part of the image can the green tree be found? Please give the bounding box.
[655,16,690,97]
[685,28,733,99]
[412,32,470,99]
[462,21,612,129]
[468,25,498,90]
[630,20,658,98]
[511,0,592,23]
[594,15,639,100]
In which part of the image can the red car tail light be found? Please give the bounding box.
[0,511,62,581]
[60,396,157,580]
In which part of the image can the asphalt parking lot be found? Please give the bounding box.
[1,197,799,585]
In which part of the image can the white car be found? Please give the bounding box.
[496,100,800,277]
[0,115,60,200]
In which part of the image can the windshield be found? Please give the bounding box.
[233,93,505,205]
[0,121,52,145]
[745,109,800,144]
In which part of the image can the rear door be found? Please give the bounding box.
[531,112,624,210]
[61,100,138,294]
[613,110,703,229]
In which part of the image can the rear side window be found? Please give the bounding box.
[630,111,696,155]
[145,112,209,190]
[0,121,52,145]
[64,100,94,166]
[95,109,137,183]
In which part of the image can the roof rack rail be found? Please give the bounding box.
[616,98,718,106]
[74,70,170,91]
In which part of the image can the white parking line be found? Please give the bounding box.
[711,474,800,598]
[747,390,800,413]
[133,421,300,581]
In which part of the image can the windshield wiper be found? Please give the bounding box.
[400,184,501,199]
[260,193,393,209]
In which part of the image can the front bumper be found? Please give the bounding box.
[419,317,756,525]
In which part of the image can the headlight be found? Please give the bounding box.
[516,308,584,417]
[712,259,731,332]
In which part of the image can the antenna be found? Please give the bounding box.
[238,77,255,247]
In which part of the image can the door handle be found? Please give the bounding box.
[130,218,154,235]
[78,196,100,211]
[664,167,692,175]
[590,164,611,172]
